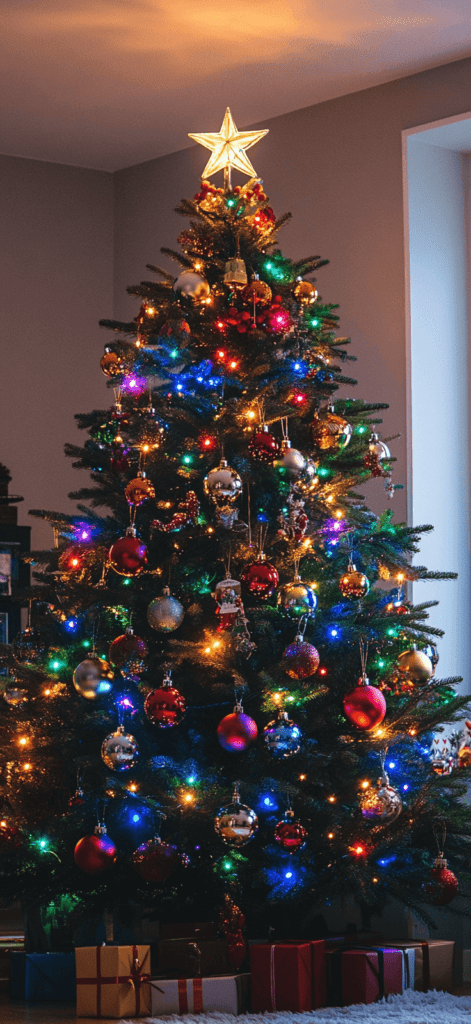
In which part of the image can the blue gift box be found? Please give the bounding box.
[9,951,76,1000]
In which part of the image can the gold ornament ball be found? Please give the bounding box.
[242,279,272,306]
[294,280,318,304]
[173,271,210,301]
[311,410,352,451]
[339,566,370,600]
[397,648,433,683]
[124,475,156,507]
[100,350,125,378]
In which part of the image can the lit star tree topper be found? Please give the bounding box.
[189,107,268,189]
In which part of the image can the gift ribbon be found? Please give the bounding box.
[267,944,311,1011]
[76,945,150,1017]
[176,978,204,1013]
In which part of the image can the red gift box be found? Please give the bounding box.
[326,947,403,1006]
[283,939,326,1008]
[250,943,312,1011]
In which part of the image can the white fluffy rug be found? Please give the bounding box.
[128,990,471,1024]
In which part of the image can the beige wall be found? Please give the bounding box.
[0,155,113,549]
[113,55,471,527]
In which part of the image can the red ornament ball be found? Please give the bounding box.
[282,638,319,680]
[144,676,186,728]
[217,709,258,752]
[248,427,280,463]
[133,837,179,882]
[68,788,85,808]
[109,533,148,576]
[109,629,148,667]
[426,858,458,905]
[110,447,130,474]
[274,811,308,852]
[241,558,279,600]
[343,679,386,731]
[74,831,116,873]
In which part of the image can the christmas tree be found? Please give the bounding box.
[1,108,470,941]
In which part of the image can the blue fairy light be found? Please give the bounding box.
[65,619,78,632]
[388,761,396,769]
[330,628,339,638]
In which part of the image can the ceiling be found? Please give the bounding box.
[2,0,471,172]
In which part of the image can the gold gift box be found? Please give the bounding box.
[76,944,151,1017]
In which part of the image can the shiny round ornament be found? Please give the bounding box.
[294,279,318,304]
[74,825,116,874]
[426,857,458,905]
[124,473,155,506]
[277,575,317,617]
[214,788,258,847]
[458,745,471,768]
[422,643,439,673]
[109,529,148,577]
[157,318,191,347]
[204,459,243,508]
[101,725,139,772]
[282,636,319,679]
[173,271,210,302]
[133,836,179,882]
[397,648,433,683]
[144,672,186,727]
[248,425,280,464]
[100,349,125,378]
[339,565,370,600]
[241,556,279,600]
[343,677,386,731]
[217,704,258,752]
[264,711,302,758]
[147,587,184,632]
[242,278,272,306]
[274,809,308,851]
[11,627,45,665]
[360,774,402,824]
[73,657,114,700]
[274,439,306,479]
[3,684,28,706]
[364,433,391,476]
[311,408,352,451]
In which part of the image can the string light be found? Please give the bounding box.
[128,783,138,792]
[23,763,32,772]
[328,796,336,803]
[18,737,29,748]
[299,774,306,781]
[360,780,369,789]
[328,832,334,839]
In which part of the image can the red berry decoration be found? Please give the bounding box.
[133,836,179,882]
[109,528,148,577]
[241,555,279,600]
[109,627,148,667]
[274,809,308,852]
[343,677,386,731]
[282,636,319,680]
[74,825,116,874]
[248,425,280,463]
[426,857,458,905]
[0,822,23,850]
[217,702,258,752]
[144,671,186,728]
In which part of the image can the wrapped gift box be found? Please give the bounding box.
[9,951,76,1000]
[151,973,250,1014]
[250,942,312,1011]
[283,939,326,1008]
[157,937,229,977]
[385,940,454,992]
[326,947,403,1006]
[75,944,150,1018]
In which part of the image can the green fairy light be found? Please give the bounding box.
[170,349,178,359]
[317,467,330,477]
[123,578,131,585]
[311,318,320,327]
[183,455,193,465]
[377,659,385,668]
[50,660,61,671]
[223,859,233,871]
[82,640,91,648]
[387,629,396,637]
[357,425,367,434]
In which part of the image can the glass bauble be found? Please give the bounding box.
[360,774,402,824]
[109,530,148,576]
[397,648,433,683]
[364,432,391,476]
[133,836,179,881]
[144,674,186,727]
[264,711,302,758]
[11,627,45,665]
[74,825,116,873]
[147,587,184,632]
[282,637,319,679]
[339,565,370,599]
[248,426,280,464]
[294,279,317,304]
[204,459,242,507]
[217,706,258,752]
[100,349,124,377]
[157,318,191,347]
[101,725,139,771]
[311,408,352,451]
[109,627,148,679]
[73,657,114,700]
[277,575,317,616]
[343,677,386,731]
[274,809,308,851]
[214,789,258,847]
[425,857,458,905]
[173,271,210,301]
[274,439,307,479]
[3,684,28,706]
[124,473,155,506]
[241,557,279,600]
[242,278,272,306]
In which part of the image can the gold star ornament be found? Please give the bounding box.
[189,107,268,186]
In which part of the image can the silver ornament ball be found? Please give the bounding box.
[204,459,243,507]
[73,657,114,700]
[277,576,317,616]
[173,271,210,301]
[274,440,307,479]
[264,711,302,758]
[360,774,402,824]
[101,725,139,771]
[147,587,184,632]
[214,794,258,847]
